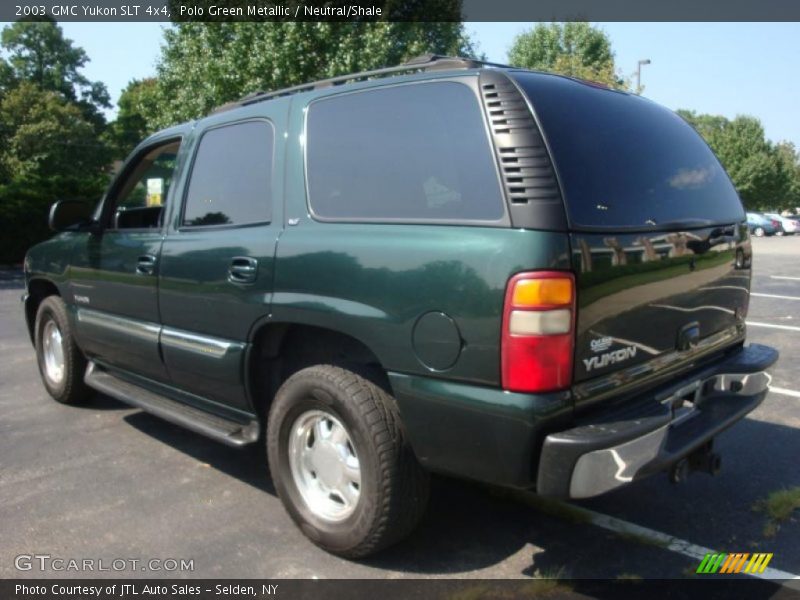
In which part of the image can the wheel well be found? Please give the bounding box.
[248,323,390,419]
[25,279,60,343]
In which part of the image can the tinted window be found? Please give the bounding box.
[306,82,504,222]
[183,121,273,227]
[106,140,181,230]
[114,141,180,211]
[512,72,745,230]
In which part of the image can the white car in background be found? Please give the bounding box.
[764,212,798,235]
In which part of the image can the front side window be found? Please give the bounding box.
[306,82,505,223]
[108,140,181,229]
[183,120,274,227]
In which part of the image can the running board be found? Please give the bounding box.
[84,363,259,447]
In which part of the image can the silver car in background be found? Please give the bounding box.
[764,212,798,235]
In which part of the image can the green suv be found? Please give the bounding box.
[23,55,778,557]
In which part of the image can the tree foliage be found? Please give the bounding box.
[0,82,108,183]
[508,22,626,90]
[775,142,800,208]
[0,20,111,263]
[678,110,797,210]
[105,78,161,159]
[141,22,479,129]
[1,18,110,130]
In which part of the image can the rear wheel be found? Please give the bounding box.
[754,226,765,237]
[34,296,91,404]
[267,365,429,558]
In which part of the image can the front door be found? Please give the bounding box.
[158,111,285,411]
[69,136,186,382]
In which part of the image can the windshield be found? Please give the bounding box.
[511,72,746,231]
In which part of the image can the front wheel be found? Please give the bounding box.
[754,226,765,237]
[267,365,429,558]
[34,296,91,404]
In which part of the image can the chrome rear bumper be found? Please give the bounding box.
[537,344,778,499]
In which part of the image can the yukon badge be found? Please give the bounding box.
[583,345,638,372]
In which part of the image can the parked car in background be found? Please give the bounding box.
[764,212,798,235]
[746,212,778,236]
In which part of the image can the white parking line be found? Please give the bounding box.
[769,386,800,399]
[747,321,800,332]
[751,293,800,301]
[771,276,800,281]
[554,501,800,585]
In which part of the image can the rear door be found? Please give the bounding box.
[511,72,749,404]
[158,106,286,412]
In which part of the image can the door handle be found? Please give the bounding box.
[136,254,157,275]
[228,256,258,284]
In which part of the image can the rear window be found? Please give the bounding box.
[511,72,745,230]
[305,81,505,223]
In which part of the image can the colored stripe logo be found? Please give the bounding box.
[696,553,773,574]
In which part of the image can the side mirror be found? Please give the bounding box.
[48,200,95,232]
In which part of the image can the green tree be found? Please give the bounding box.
[775,142,800,209]
[0,82,110,263]
[105,78,161,159]
[0,19,112,263]
[508,22,626,89]
[0,82,108,183]
[678,110,792,210]
[0,18,110,130]
[143,22,479,129]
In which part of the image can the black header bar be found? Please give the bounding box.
[2,0,800,23]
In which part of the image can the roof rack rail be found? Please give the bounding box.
[212,54,511,114]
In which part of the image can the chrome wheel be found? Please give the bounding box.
[288,409,361,522]
[42,319,65,385]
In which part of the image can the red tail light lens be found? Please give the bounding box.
[501,271,575,393]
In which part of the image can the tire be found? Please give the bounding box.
[267,364,429,558]
[754,227,765,237]
[34,295,91,405]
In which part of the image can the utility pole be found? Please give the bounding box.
[636,59,651,94]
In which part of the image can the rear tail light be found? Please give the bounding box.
[501,271,575,393]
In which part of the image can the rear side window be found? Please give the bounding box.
[306,82,505,223]
[511,72,745,230]
[183,120,273,227]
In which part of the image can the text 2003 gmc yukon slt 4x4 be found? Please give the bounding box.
[23,55,778,557]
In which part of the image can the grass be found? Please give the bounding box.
[447,571,573,600]
[489,486,675,551]
[522,567,574,596]
[447,584,491,600]
[752,486,800,537]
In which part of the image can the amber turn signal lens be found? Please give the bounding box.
[512,277,573,307]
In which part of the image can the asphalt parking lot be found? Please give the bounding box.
[1,235,799,582]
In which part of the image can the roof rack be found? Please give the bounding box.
[212,54,511,114]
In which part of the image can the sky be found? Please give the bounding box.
[42,22,800,148]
